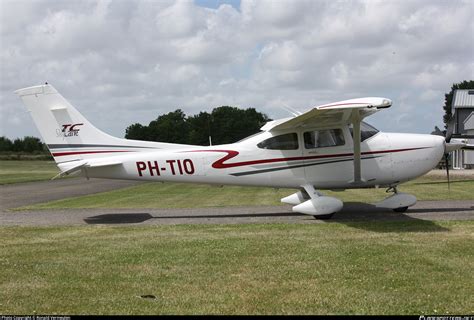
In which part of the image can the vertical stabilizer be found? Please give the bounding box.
[15,83,192,165]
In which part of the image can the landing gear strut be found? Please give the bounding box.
[287,184,343,219]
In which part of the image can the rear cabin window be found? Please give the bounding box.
[304,129,345,149]
[257,133,299,150]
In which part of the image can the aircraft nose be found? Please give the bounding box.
[388,133,445,181]
[432,135,446,155]
[428,134,445,163]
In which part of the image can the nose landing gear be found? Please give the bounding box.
[374,186,417,212]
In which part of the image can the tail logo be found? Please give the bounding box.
[56,123,84,138]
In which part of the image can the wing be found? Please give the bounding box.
[261,97,392,185]
[261,97,392,131]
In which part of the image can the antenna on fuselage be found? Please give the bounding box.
[280,104,302,117]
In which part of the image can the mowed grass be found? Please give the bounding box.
[20,175,474,210]
[0,221,473,315]
[0,160,59,184]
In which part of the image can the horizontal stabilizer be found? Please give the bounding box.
[53,159,123,180]
[52,161,87,180]
[87,160,123,168]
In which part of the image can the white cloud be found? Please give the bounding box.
[1,0,473,139]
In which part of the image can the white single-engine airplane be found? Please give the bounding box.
[15,84,472,219]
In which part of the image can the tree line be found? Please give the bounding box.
[125,106,271,145]
[0,136,47,153]
[0,106,270,157]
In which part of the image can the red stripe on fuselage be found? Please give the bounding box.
[190,147,429,169]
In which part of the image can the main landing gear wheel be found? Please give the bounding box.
[313,213,335,220]
[393,206,408,213]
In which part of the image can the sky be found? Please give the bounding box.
[1,0,473,140]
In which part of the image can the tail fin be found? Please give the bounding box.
[15,84,190,165]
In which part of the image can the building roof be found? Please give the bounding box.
[453,89,474,109]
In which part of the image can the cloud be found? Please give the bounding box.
[1,0,473,140]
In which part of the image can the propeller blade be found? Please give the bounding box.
[446,117,455,143]
[445,141,467,153]
[444,153,450,191]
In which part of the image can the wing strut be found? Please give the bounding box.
[350,109,364,184]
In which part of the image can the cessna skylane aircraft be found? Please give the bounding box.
[15,84,472,219]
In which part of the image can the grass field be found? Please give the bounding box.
[1,221,473,315]
[20,175,474,210]
[1,162,473,315]
[0,160,59,184]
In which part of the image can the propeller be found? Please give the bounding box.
[437,116,474,190]
[444,153,451,190]
[444,117,455,191]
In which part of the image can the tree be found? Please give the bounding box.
[0,136,13,152]
[442,80,474,128]
[0,136,47,153]
[210,106,270,144]
[12,138,24,152]
[124,107,271,145]
[147,109,189,144]
[22,136,44,153]
[187,111,212,145]
[125,123,149,141]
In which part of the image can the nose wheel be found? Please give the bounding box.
[374,186,417,212]
[393,206,408,213]
[387,187,409,212]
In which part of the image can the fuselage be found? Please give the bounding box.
[74,124,445,190]
[14,84,448,197]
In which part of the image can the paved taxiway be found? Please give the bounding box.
[0,177,141,210]
[1,177,473,226]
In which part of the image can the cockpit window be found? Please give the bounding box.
[304,129,345,149]
[257,133,299,150]
[349,121,379,142]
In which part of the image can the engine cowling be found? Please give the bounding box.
[292,196,343,216]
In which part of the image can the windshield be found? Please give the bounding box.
[349,121,379,142]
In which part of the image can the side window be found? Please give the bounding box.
[257,133,299,150]
[304,129,345,149]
